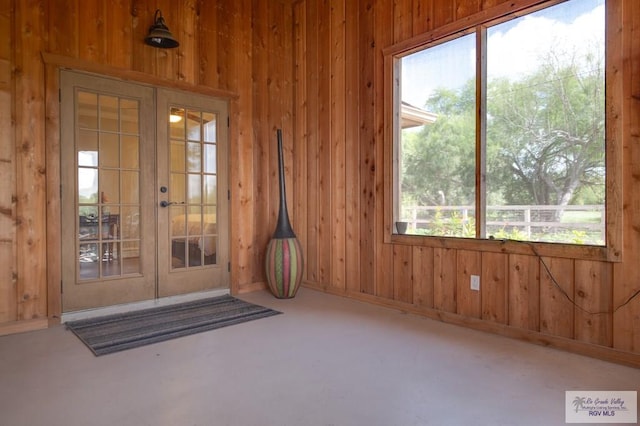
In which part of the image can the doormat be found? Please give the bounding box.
[65,295,281,356]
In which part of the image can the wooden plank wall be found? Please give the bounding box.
[294,0,640,366]
[0,0,294,332]
[2,0,639,366]
[13,0,48,330]
[614,0,640,354]
[0,0,16,327]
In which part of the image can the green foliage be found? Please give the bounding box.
[401,81,476,207]
[400,51,605,219]
[486,53,605,207]
[489,227,530,241]
[413,209,476,238]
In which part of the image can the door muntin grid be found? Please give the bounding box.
[76,90,142,280]
[168,107,218,269]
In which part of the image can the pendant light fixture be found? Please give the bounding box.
[144,9,179,49]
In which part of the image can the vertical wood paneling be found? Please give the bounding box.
[481,0,507,10]
[175,0,198,83]
[432,0,455,28]
[14,0,47,321]
[481,252,507,323]
[263,0,278,248]
[105,0,132,69]
[373,0,394,299]
[268,0,293,134]
[234,0,255,289]
[1,0,639,364]
[456,250,481,318]
[575,260,613,346]
[359,0,376,295]
[131,1,157,76]
[249,1,272,283]
[393,244,412,303]
[0,1,9,74]
[455,0,481,20]
[413,246,434,308]
[0,94,14,323]
[78,1,106,63]
[47,0,78,57]
[377,244,394,299]
[317,0,331,285]
[305,0,320,283]
[293,0,309,286]
[433,247,456,311]
[197,1,218,88]
[540,257,574,339]
[0,0,15,324]
[44,63,61,321]
[393,0,412,43]
[239,0,261,288]
[330,0,346,291]
[508,254,539,331]
[412,0,434,35]
[344,0,361,294]
[614,0,640,353]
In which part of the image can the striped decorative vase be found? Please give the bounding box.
[265,129,304,299]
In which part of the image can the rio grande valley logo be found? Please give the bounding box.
[572,395,628,416]
[566,391,637,423]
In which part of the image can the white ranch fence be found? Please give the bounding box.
[402,204,605,242]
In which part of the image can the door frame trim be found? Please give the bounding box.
[44,53,238,322]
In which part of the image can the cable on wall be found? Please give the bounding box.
[502,238,640,316]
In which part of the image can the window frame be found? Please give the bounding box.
[383,0,622,262]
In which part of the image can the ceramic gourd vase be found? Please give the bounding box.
[265,129,304,298]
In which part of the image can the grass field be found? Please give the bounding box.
[560,210,603,223]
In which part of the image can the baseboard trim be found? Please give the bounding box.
[302,283,640,368]
[0,319,49,337]
[236,281,268,294]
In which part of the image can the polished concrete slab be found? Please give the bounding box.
[1,288,638,426]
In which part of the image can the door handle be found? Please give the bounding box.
[160,201,185,207]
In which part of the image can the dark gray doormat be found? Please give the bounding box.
[65,295,281,356]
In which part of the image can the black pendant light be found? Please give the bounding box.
[144,9,179,49]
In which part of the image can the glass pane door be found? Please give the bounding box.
[168,107,218,269]
[76,91,142,280]
[156,89,229,297]
[61,71,156,313]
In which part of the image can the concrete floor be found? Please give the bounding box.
[0,288,638,426]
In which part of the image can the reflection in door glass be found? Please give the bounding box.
[76,90,142,280]
[169,107,218,269]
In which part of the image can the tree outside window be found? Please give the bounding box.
[394,0,605,245]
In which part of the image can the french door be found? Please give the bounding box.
[60,71,229,312]
[156,88,229,297]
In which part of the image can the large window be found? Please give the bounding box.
[393,0,606,246]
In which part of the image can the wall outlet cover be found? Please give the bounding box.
[470,275,480,291]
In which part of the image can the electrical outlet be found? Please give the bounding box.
[470,275,480,291]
